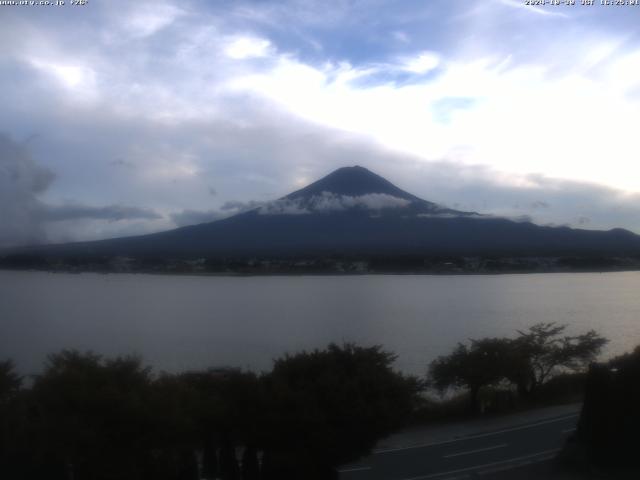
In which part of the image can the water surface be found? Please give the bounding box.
[1,270,639,375]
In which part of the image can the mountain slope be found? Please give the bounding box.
[9,166,640,258]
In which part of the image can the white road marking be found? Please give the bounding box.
[443,443,508,459]
[337,466,371,473]
[374,413,579,454]
[399,448,561,480]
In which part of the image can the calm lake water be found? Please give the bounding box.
[1,270,639,376]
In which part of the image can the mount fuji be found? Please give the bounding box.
[10,166,640,259]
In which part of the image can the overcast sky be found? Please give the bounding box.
[2,0,640,246]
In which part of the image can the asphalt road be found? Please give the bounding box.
[338,413,579,480]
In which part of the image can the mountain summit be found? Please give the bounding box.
[287,166,420,200]
[10,166,640,259]
[266,166,468,217]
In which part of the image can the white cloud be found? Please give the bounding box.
[224,36,272,59]
[123,3,185,38]
[228,42,640,194]
[401,51,440,74]
[28,58,98,102]
[333,193,411,210]
[31,62,87,88]
[258,192,411,215]
[259,198,309,215]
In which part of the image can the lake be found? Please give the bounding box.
[1,270,639,376]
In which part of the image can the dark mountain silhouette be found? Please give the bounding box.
[10,166,640,259]
[287,165,422,202]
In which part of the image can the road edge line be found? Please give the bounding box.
[374,413,579,454]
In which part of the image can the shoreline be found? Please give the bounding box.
[2,266,640,277]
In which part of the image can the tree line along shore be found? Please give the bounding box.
[3,252,640,275]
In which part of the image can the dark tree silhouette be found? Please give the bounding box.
[0,359,21,403]
[509,323,608,397]
[261,343,421,479]
[1,344,419,480]
[429,324,608,412]
[161,368,264,480]
[27,350,156,480]
[429,338,511,413]
[0,360,23,477]
[570,346,640,469]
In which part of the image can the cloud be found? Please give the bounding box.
[395,159,640,233]
[170,209,225,227]
[531,201,550,209]
[121,2,186,38]
[0,133,165,247]
[170,199,269,227]
[312,192,411,211]
[28,58,96,90]
[38,204,161,222]
[258,192,412,215]
[231,48,640,192]
[220,200,265,212]
[167,192,413,226]
[400,51,440,74]
[168,201,267,227]
[3,0,640,245]
[0,133,54,247]
[258,199,309,215]
[224,36,273,59]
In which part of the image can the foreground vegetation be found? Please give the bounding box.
[566,345,640,471]
[427,323,607,414]
[0,324,614,479]
[0,344,420,480]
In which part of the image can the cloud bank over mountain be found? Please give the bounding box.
[258,192,412,216]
